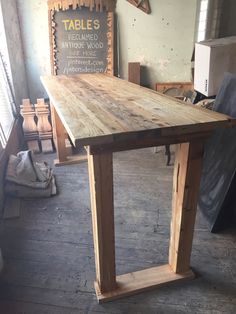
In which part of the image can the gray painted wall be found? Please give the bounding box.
[1,0,28,108]
[9,0,236,101]
[17,0,51,103]
[116,0,198,88]
[17,0,199,100]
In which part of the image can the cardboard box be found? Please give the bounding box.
[194,36,236,96]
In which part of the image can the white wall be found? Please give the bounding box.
[116,0,198,88]
[1,0,28,107]
[17,0,51,102]
[17,0,198,100]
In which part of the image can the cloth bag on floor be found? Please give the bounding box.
[5,150,56,198]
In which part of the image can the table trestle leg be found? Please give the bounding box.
[169,140,204,273]
[50,103,67,163]
[87,151,117,293]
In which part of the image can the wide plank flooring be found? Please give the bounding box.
[0,148,235,314]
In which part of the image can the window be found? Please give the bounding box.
[0,56,15,147]
[206,0,223,40]
[0,3,15,151]
[197,0,209,42]
[196,0,223,42]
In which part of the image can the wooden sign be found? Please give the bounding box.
[49,6,114,75]
[48,0,116,12]
[127,0,151,14]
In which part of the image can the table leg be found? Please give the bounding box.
[88,140,204,303]
[50,103,87,166]
[50,103,67,164]
[87,151,117,293]
[169,140,204,273]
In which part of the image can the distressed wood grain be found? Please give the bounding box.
[41,74,234,149]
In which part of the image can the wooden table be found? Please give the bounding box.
[41,74,234,303]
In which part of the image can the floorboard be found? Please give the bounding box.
[0,148,235,313]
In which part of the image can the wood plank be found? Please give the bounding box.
[20,99,39,151]
[78,74,231,124]
[35,98,53,153]
[27,140,40,154]
[54,154,87,167]
[107,12,114,76]
[50,103,67,163]
[68,76,191,128]
[87,151,116,293]
[0,300,83,314]
[88,131,211,154]
[94,264,195,303]
[128,62,141,85]
[169,140,204,273]
[41,139,54,153]
[50,94,88,165]
[3,197,21,219]
[40,74,234,147]
[156,82,193,94]
[1,149,236,312]
[48,0,116,12]
[0,282,95,312]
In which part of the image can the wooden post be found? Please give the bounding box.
[87,150,117,293]
[128,62,141,85]
[50,103,67,164]
[50,102,87,166]
[35,99,54,153]
[20,99,40,153]
[169,140,204,273]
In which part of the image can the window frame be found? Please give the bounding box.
[0,1,16,150]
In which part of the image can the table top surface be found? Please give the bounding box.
[41,74,234,147]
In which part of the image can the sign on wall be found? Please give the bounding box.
[49,6,114,75]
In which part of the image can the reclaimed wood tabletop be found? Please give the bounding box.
[41,74,234,147]
[40,73,236,303]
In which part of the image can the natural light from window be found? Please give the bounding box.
[0,3,14,149]
[197,0,209,42]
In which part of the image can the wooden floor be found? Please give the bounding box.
[0,148,235,313]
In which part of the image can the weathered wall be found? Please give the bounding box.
[15,0,236,98]
[0,0,28,107]
[17,0,198,99]
[17,0,51,103]
[116,0,198,88]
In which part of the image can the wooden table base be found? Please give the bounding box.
[95,265,195,303]
[50,103,88,167]
[88,140,204,303]
[41,73,233,304]
[54,154,87,167]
